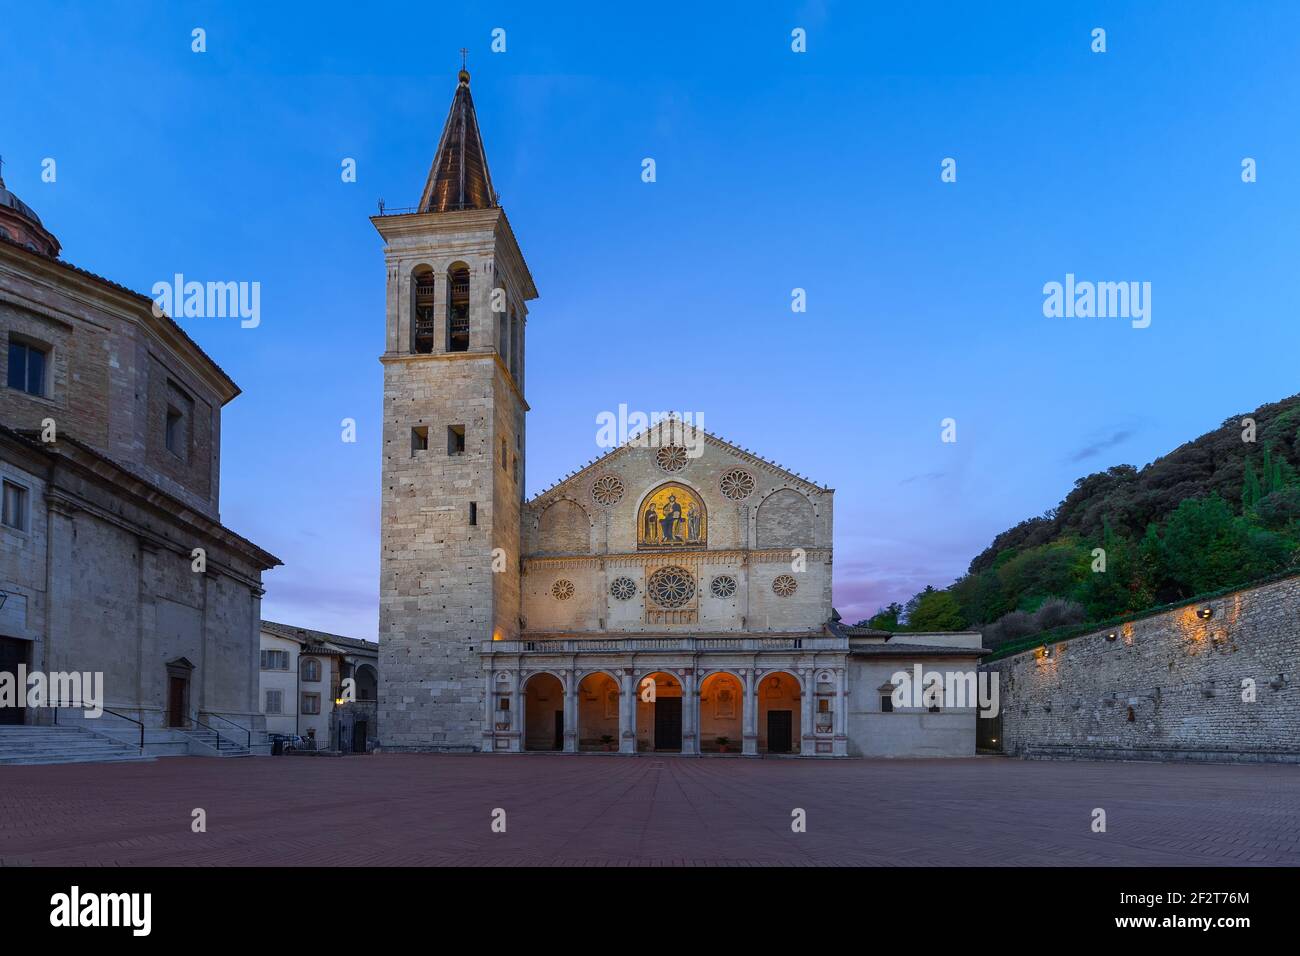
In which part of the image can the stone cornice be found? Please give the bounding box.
[523,548,831,570]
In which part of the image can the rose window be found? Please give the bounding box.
[591,475,624,506]
[772,574,798,597]
[609,577,637,601]
[647,566,695,608]
[552,579,575,601]
[719,469,755,500]
[710,575,738,598]
[655,445,688,473]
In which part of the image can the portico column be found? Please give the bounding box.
[742,669,758,756]
[799,670,814,756]
[618,670,637,754]
[509,673,523,753]
[482,670,494,752]
[681,669,698,755]
[563,671,577,753]
[833,668,848,757]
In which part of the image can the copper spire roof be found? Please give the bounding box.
[418,68,498,213]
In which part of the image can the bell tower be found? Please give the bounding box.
[373,65,537,750]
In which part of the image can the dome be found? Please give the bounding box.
[0,170,60,257]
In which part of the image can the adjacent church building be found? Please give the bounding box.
[0,167,279,759]
[376,69,988,758]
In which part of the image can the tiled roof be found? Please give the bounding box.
[849,644,991,657]
[261,620,378,653]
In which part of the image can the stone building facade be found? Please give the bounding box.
[259,620,379,752]
[982,574,1300,763]
[374,69,991,757]
[0,170,280,754]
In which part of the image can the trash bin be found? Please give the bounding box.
[271,738,284,756]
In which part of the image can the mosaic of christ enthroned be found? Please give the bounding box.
[638,483,707,550]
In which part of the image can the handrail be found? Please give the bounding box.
[53,705,146,754]
[191,713,241,753]
[204,711,251,749]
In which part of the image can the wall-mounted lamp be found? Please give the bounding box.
[1106,632,1118,642]
[1196,605,1214,620]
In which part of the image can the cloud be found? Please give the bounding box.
[1066,428,1135,464]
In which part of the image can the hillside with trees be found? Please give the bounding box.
[861,394,1300,647]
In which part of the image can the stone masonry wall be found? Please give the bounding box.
[984,575,1300,762]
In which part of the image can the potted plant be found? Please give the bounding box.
[716,736,729,753]
[601,734,615,752]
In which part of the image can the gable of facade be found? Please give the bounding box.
[520,420,833,636]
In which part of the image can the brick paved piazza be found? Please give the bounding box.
[1,754,1296,866]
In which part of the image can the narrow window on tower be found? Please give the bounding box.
[413,268,436,354]
[411,426,429,455]
[447,264,470,352]
[497,290,509,360]
[447,425,465,456]
[500,437,507,470]
[469,501,477,526]
[508,308,519,379]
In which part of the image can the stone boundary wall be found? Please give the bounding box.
[982,575,1300,763]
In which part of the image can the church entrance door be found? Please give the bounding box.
[0,637,27,725]
[654,697,682,751]
[767,711,792,753]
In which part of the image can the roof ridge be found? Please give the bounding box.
[528,416,833,504]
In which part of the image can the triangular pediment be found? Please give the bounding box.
[528,416,830,509]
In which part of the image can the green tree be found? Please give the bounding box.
[903,586,967,631]
[860,602,903,631]
[1158,494,1291,595]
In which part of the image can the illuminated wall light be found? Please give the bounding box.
[1196,605,1214,620]
[1106,632,1118,642]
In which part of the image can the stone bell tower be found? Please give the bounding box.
[373,65,537,750]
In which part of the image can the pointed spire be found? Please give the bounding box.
[419,59,498,213]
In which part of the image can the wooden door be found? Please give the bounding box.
[167,675,188,727]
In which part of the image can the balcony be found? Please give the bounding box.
[484,634,846,655]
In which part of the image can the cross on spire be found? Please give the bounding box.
[460,48,468,70]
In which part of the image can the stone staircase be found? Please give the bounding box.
[0,726,155,765]
[182,726,252,758]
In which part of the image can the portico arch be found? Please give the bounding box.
[635,671,684,753]
[758,671,802,754]
[699,671,743,753]
[523,672,564,751]
[576,671,620,751]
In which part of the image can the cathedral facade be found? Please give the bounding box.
[375,70,987,757]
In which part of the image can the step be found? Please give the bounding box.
[0,752,155,765]
[0,726,155,765]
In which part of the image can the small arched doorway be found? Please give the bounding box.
[354,664,378,702]
[699,672,742,753]
[577,672,620,751]
[758,672,801,754]
[523,673,564,751]
[635,672,683,752]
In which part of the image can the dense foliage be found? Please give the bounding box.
[856,396,1300,646]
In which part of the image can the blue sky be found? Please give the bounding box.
[3,1,1299,637]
